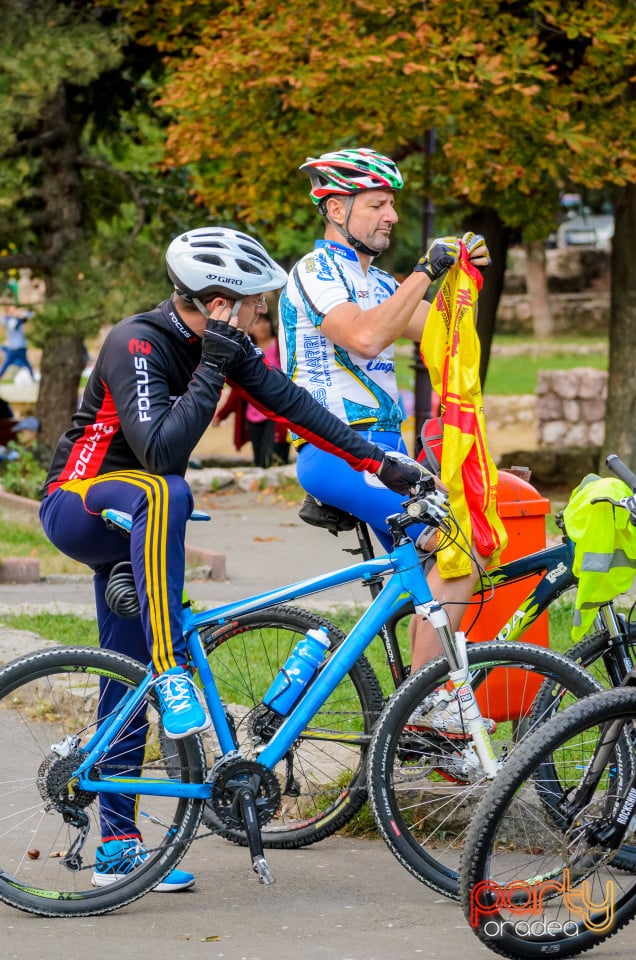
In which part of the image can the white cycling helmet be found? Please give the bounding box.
[166,228,288,302]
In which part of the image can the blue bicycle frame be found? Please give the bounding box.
[73,533,442,801]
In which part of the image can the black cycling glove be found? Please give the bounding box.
[201,319,251,377]
[377,451,434,495]
[413,236,461,281]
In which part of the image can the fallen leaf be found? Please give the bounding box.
[253,536,282,542]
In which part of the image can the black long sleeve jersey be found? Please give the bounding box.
[43,299,386,495]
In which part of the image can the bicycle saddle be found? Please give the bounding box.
[298,494,357,537]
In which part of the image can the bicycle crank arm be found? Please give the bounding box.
[237,786,274,885]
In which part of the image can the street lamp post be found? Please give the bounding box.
[412,129,436,455]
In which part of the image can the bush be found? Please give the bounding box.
[0,442,46,500]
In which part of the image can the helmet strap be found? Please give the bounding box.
[192,297,211,321]
[192,297,241,321]
[326,195,381,258]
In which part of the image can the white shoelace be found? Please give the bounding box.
[157,673,196,714]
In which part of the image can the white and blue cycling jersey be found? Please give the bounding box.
[279,239,404,439]
[279,239,426,550]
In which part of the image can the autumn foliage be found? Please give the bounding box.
[151,0,636,237]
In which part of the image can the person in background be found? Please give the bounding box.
[0,305,34,381]
[213,312,290,467]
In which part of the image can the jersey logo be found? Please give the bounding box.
[366,358,394,373]
[68,422,115,479]
[304,252,335,282]
[128,338,152,355]
[167,309,198,343]
[134,357,152,422]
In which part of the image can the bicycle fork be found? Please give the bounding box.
[563,669,636,851]
[417,600,499,778]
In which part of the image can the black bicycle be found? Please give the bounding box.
[461,454,636,956]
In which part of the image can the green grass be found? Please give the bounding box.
[0,611,98,646]
[395,335,608,396]
[485,349,607,395]
[0,596,580,668]
[0,509,50,554]
[0,508,88,575]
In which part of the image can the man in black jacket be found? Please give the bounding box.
[40,227,424,891]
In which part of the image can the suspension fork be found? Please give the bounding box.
[595,603,636,684]
[562,669,636,843]
[415,599,499,778]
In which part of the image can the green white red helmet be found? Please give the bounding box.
[300,148,404,205]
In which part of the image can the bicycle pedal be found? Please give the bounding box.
[252,854,274,885]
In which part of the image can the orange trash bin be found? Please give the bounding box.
[460,469,552,721]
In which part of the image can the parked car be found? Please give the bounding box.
[555,213,614,251]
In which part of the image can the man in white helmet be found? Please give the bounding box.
[279,148,492,718]
[39,226,426,892]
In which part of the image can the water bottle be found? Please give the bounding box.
[262,625,330,716]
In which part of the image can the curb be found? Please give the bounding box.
[0,486,227,582]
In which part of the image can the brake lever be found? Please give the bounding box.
[405,487,449,525]
[591,495,636,526]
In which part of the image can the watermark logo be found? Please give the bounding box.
[469,870,615,939]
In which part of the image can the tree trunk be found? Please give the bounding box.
[524,239,553,339]
[602,182,636,471]
[36,335,85,463]
[32,85,86,463]
[461,207,511,387]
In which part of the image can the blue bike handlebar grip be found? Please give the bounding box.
[606,454,636,491]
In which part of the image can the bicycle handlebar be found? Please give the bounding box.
[606,454,636,492]
[386,479,450,539]
[588,454,636,526]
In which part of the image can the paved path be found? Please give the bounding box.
[0,480,374,621]
[0,484,634,959]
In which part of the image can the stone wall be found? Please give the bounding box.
[498,246,610,335]
[496,292,609,336]
[536,368,607,448]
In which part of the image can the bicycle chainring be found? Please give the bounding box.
[209,759,281,829]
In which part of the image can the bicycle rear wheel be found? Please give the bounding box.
[460,686,636,959]
[199,606,384,848]
[367,641,602,900]
[0,646,205,917]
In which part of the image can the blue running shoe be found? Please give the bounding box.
[91,838,195,892]
[154,666,211,739]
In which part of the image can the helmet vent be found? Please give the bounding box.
[193,253,225,266]
[235,258,262,275]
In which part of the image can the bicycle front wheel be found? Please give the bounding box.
[0,646,205,917]
[566,624,636,688]
[461,686,636,959]
[200,605,384,848]
[367,641,602,900]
